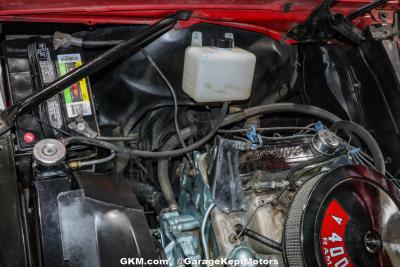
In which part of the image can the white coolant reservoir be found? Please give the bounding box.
[182,33,256,102]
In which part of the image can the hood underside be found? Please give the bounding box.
[0,0,398,40]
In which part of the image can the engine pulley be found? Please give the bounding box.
[284,165,400,267]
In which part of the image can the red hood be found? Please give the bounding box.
[0,0,397,40]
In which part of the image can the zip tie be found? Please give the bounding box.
[314,121,325,131]
[347,147,361,155]
[246,126,257,142]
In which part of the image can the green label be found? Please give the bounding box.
[57,53,92,118]
[59,63,72,104]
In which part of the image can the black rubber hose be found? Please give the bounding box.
[65,102,228,158]
[331,120,385,174]
[96,135,138,141]
[222,103,341,127]
[158,127,196,211]
[67,103,339,158]
[140,49,187,152]
[347,0,389,20]
[83,40,122,48]
[235,225,282,251]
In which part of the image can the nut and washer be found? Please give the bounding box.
[33,139,66,166]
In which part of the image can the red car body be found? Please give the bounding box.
[0,0,398,41]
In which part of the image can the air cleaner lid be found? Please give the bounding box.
[284,165,400,267]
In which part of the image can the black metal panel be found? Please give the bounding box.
[346,31,400,176]
[32,176,71,267]
[77,173,141,210]
[299,44,364,122]
[57,189,159,267]
[32,171,158,267]
[210,137,244,213]
[0,136,28,266]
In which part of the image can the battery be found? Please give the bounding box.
[4,36,99,152]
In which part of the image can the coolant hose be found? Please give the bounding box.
[330,120,385,174]
[158,127,197,211]
[222,103,341,127]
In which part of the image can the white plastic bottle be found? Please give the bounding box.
[182,36,256,103]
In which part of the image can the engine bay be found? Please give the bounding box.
[0,5,400,267]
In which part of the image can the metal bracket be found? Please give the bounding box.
[224,32,235,47]
[369,24,396,40]
[191,31,203,47]
[287,0,364,44]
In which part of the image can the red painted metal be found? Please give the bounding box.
[0,1,397,40]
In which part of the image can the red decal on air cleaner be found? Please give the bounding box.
[320,200,354,267]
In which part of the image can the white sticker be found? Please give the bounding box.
[66,102,92,118]
[57,53,81,64]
